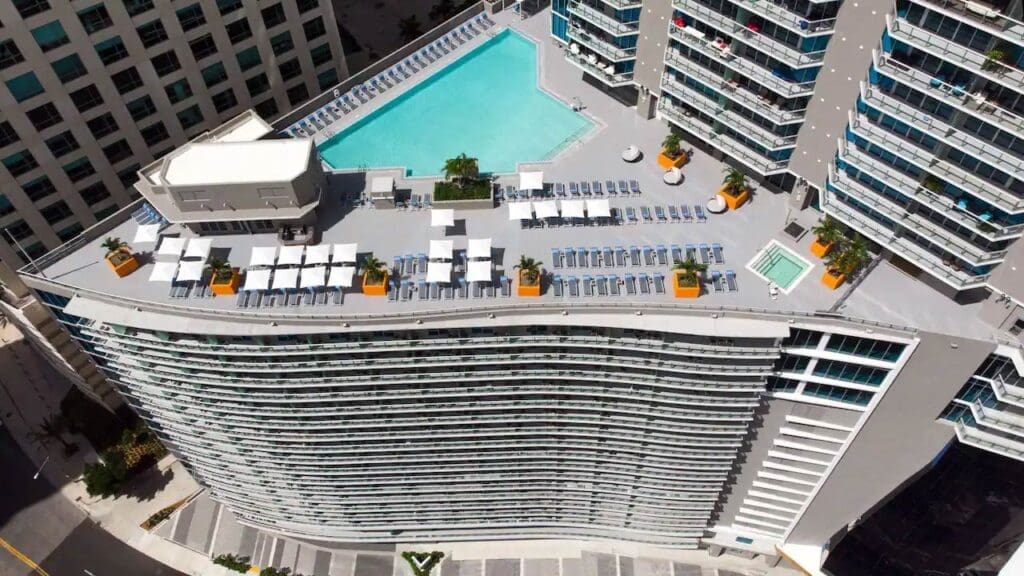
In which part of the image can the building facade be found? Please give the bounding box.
[0,0,347,265]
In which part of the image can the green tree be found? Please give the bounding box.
[514,255,543,286]
[101,236,128,256]
[442,153,479,189]
[721,167,748,195]
[213,554,251,573]
[362,255,386,284]
[811,216,843,247]
[206,257,233,283]
[398,16,423,42]
[661,132,682,158]
[672,257,707,287]
[833,235,870,275]
[83,449,128,497]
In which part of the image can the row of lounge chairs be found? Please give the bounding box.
[499,180,641,202]
[236,288,345,308]
[394,253,429,276]
[388,276,511,301]
[626,204,707,224]
[552,273,667,297]
[709,269,740,293]
[551,243,725,269]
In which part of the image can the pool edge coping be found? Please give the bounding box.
[744,238,816,296]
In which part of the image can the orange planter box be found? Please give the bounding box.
[810,238,833,258]
[718,185,749,210]
[821,268,846,290]
[517,270,541,297]
[210,268,241,295]
[657,149,687,169]
[362,269,389,296]
[672,271,701,298]
[106,250,138,278]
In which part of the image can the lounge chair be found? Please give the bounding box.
[424,193,432,207]
[235,291,249,307]
[669,205,680,221]
[606,180,617,196]
[388,281,399,301]
[583,275,594,296]
[695,204,707,222]
[609,275,621,296]
[712,270,724,292]
[624,274,637,295]
[712,243,724,264]
[413,53,429,68]
[641,206,653,222]
[473,282,483,298]
[603,247,614,268]
[577,247,588,268]
[569,182,580,197]
[671,245,683,263]
[430,282,440,299]
[698,244,710,264]
[726,269,738,291]
[553,275,564,297]
[458,278,468,298]
[596,275,609,296]
[418,280,428,300]
[443,285,454,299]
[334,288,344,305]
[681,204,693,221]
[653,272,666,294]
[552,248,563,269]
[394,255,404,276]
[555,183,566,197]
[655,206,667,223]
[505,185,517,200]
[639,273,651,294]
[643,246,655,266]
[501,275,511,297]
[401,280,412,301]
[417,253,427,273]
[615,247,626,267]
[656,245,668,266]
[630,180,640,194]
[388,69,403,84]
[626,207,638,224]
[568,276,580,298]
[581,181,591,196]
[486,282,496,298]
[629,246,641,266]
[404,254,415,273]
[686,243,697,261]
[565,247,576,267]
[612,208,624,225]
[618,180,629,195]
[592,181,603,196]
[590,247,601,267]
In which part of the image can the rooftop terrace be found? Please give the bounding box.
[22,9,994,341]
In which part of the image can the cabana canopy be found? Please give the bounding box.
[328,265,356,287]
[561,200,586,219]
[370,176,394,198]
[272,267,298,290]
[249,246,277,267]
[467,260,492,282]
[333,243,358,263]
[184,238,212,260]
[243,269,271,291]
[157,237,186,257]
[534,200,559,219]
[519,171,544,191]
[508,202,533,221]
[176,260,204,282]
[305,244,331,265]
[429,240,453,260]
[133,224,161,244]
[278,245,304,266]
[427,262,453,283]
[586,198,611,218]
[431,209,455,228]
[148,261,178,282]
[300,266,326,288]
[467,238,491,259]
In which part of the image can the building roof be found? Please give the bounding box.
[161,140,312,186]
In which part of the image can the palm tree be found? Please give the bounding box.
[721,167,748,195]
[514,255,543,286]
[206,257,233,283]
[673,257,707,287]
[398,15,422,43]
[835,234,870,275]
[101,237,128,256]
[811,216,843,247]
[362,255,386,284]
[443,153,479,189]
[662,132,682,158]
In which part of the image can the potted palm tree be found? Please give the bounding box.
[810,216,842,258]
[436,153,489,201]
[102,237,138,277]
[207,257,240,295]
[361,255,389,296]
[658,132,688,169]
[672,257,707,298]
[822,235,868,290]
[719,167,750,210]
[514,255,543,297]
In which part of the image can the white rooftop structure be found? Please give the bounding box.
[429,240,454,261]
[371,176,395,197]
[160,140,312,186]
[519,171,544,191]
[467,238,492,259]
[305,244,331,265]
[561,200,585,219]
[327,265,355,288]
[278,245,304,266]
[467,260,492,283]
[431,209,455,228]
[272,268,299,290]
[427,262,453,283]
[509,202,533,221]
[133,224,161,244]
[184,238,212,261]
[587,199,611,218]
[300,266,326,288]
[535,200,559,219]
[176,260,205,282]
[157,237,187,257]
[148,261,178,282]
[333,243,358,263]
[210,112,274,143]
[249,246,277,267]
[242,269,271,291]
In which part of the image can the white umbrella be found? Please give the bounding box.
[534,200,559,219]
[328,265,356,287]
[333,243,358,263]
[300,266,326,288]
[176,260,204,282]
[519,171,544,191]
[508,202,534,221]
[183,238,212,260]
[242,268,271,291]
[431,209,455,228]
[429,240,453,261]
[272,267,298,290]
[561,200,586,219]
[467,260,492,282]
[305,244,331,265]
[148,261,178,282]
[278,245,304,266]
[157,237,186,257]
[586,199,611,218]
[427,262,453,283]
[133,224,161,244]
[249,246,277,267]
[467,238,491,259]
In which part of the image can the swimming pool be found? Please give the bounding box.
[746,240,813,293]
[318,29,593,177]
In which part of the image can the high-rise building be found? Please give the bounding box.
[0,0,347,266]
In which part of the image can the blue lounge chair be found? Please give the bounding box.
[596,275,608,296]
[388,281,399,301]
[603,247,614,268]
[626,207,638,224]
[712,270,724,292]
[581,181,591,196]
[699,244,710,264]
[669,205,680,221]
[553,275,564,297]
[615,247,626,267]
[653,273,666,294]
[418,279,428,300]
[726,269,738,291]
[612,208,624,225]
[639,273,651,294]
[388,69,403,84]
[656,245,668,266]
[501,275,511,297]
[681,204,693,221]
[568,276,580,297]
[565,247,576,267]
[630,180,640,194]
[629,246,641,266]
[643,246,655,266]
[569,181,580,197]
[394,255,403,275]
[590,247,601,267]
[655,206,667,223]
[458,277,468,298]
[592,181,602,196]
[430,282,440,299]
[606,180,617,196]
[577,247,588,268]
[583,275,594,296]
[624,274,636,295]
[641,206,653,222]
[609,275,621,296]
[712,243,724,264]
[695,204,707,222]
[671,245,683,264]
[618,180,629,195]
[552,248,563,268]
[555,183,566,197]
[686,243,697,261]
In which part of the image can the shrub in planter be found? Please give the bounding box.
[672,257,707,298]
[658,132,688,169]
[207,257,240,295]
[719,167,750,210]
[102,237,138,277]
[810,216,842,258]
[361,255,389,296]
[213,554,252,573]
[514,255,542,297]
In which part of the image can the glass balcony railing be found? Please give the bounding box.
[565,52,635,87]
[568,25,637,61]
[915,0,1024,42]
[954,419,1024,461]
[568,0,640,36]
[722,0,837,35]
[968,399,1024,439]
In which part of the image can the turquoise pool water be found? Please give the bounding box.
[318,30,593,176]
[752,243,810,290]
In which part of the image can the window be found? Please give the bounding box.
[3,150,38,177]
[766,376,800,393]
[226,19,252,44]
[310,43,332,67]
[23,176,55,201]
[270,31,293,56]
[217,0,243,16]
[94,204,117,219]
[303,17,326,42]
[136,20,168,48]
[140,122,169,146]
[45,131,79,157]
[70,84,104,112]
[812,359,888,386]
[151,50,181,76]
[212,88,237,113]
[6,71,44,102]
[78,5,113,34]
[287,83,309,106]
[777,354,809,373]
[0,195,15,218]
[262,4,287,29]
[201,62,227,87]
[57,222,84,242]
[253,98,278,120]
[40,200,72,224]
[279,58,302,81]
[124,96,155,122]
[51,54,88,83]
[297,0,319,14]
[95,36,129,65]
[0,40,25,70]
[236,46,261,71]
[189,34,218,61]
[80,181,110,205]
[803,383,873,406]
[246,73,269,96]
[118,164,140,190]
[5,220,33,241]
[177,105,204,130]
[31,21,69,52]
[0,122,18,147]
[1011,318,1024,336]
[176,4,206,32]
[825,335,906,362]
[14,0,51,19]
[318,68,338,90]
[164,79,192,104]
[103,140,132,165]
[26,103,62,130]
[63,157,95,182]
[111,67,143,94]
[87,113,119,139]
[123,0,154,17]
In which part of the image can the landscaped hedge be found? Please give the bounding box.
[434,180,491,201]
[213,554,251,573]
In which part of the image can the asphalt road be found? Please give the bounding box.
[0,426,186,576]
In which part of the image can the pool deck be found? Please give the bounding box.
[27,9,994,341]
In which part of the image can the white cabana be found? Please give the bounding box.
[586,198,611,218]
[176,260,205,282]
[534,200,559,219]
[183,238,212,260]
[305,244,331,265]
[663,167,683,185]
[300,266,326,288]
[467,238,491,259]
[328,265,356,287]
[467,260,492,283]
[249,246,277,267]
[508,202,533,221]
[272,267,298,290]
[333,243,358,263]
[148,261,178,282]
[431,208,455,228]
[242,268,271,291]
[133,224,161,244]
[561,200,586,219]
[427,262,453,283]
[622,145,641,162]
[519,171,544,192]
[157,236,186,257]
[429,239,453,260]
[278,245,304,266]
[370,176,394,199]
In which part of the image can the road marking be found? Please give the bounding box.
[0,536,50,576]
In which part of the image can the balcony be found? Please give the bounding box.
[954,419,1024,462]
[565,51,635,87]
[722,0,837,36]
[968,399,1024,439]
[595,0,643,8]
[991,374,1024,409]
[568,0,639,36]
[914,0,1024,43]
[568,26,637,62]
